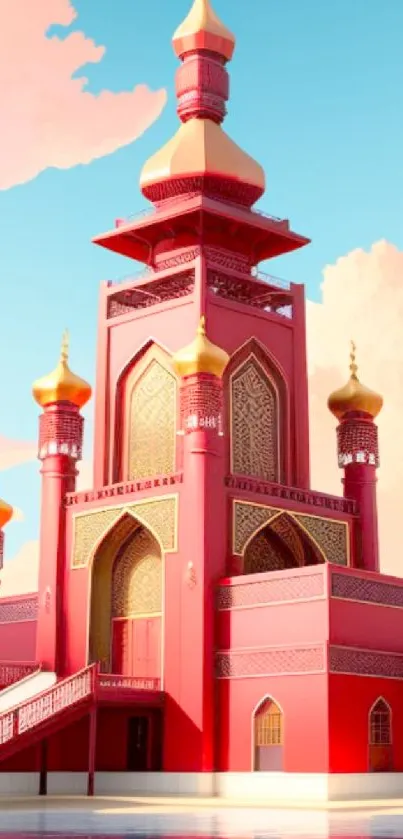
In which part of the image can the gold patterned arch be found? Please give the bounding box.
[233,501,349,567]
[121,344,178,482]
[72,495,177,569]
[88,511,163,669]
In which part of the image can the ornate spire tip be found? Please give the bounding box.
[349,340,358,379]
[61,329,69,363]
[197,316,206,336]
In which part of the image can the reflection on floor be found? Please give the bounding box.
[3,807,403,837]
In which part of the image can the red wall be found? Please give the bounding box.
[330,599,403,653]
[0,621,36,662]
[217,599,329,649]
[218,673,329,772]
[329,674,403,772]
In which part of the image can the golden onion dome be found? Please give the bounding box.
[32,331,92,410]
[172,0,235,62]
[327,342,383,421]
[172,316,229,378]
[0,498,13,529]
[140,118,265,200]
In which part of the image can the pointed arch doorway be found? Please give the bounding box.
[89,513,163,680]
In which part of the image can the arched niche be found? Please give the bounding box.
[253,696,284,771]
[114,343,178,483]
[88,512,163,677]
[224,339,289,484]
[369,697,393,772]
[243,511,325,574]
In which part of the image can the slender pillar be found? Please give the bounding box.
[328,342,383,573]
[166,318,229,771]
[338,413,380,572]
[33,332,92,673]
[39,739,48,796]
[87,705,97,797]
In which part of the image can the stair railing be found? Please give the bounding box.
[0,663,97,747]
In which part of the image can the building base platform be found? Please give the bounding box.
[0,772,403,802]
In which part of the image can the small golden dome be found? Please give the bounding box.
[172,316,229,378]
[173,0,235,61]
[0,498,13,529]
[140,118,265,199]
[32,331,92,410]
[327,342,383,420]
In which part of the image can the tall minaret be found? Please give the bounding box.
[171,316,229,771]
[328,342,383,573]
[32,332,91,672]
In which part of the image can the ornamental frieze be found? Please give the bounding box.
[233,500,349,566]
[72,495,177,568]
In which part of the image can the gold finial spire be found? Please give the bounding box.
[61,328,69,363]
[173,0,236,61]
[349,340,358,379]
[327,340,383,421]
[172,315,229,379]
[32,332,92,410]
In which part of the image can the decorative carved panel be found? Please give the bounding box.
[230,356,279,482]
[128,359,176,481]
[331,572,403,607]
[330,646,403,679]
[233,501,349,566]
[293,513,348,566]
[0,596,38,624]
[216,645,326,678]
[233,502,279,555]
[72,495,177,568]
[112,529,162,618]
[216,571,325,610]
[271,515,305,566]
[244,529,297,574]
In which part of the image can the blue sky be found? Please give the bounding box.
[1,0,403,561]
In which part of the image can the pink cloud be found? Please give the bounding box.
[307,241,403,575]
[0,435,36,471]
[0,0,167,190]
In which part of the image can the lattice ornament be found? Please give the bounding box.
[180,374,223,433]
[330,646,403,679]
[72,496,177,568]
[233,501,349,566]
[233,502,279,555]
[0,596,38,624]
[129,360,176,480]
[231,357,279,483]
[293,513,348,566]
[244,529,296,574]
[331,572,403,608]
[216,645,326,678]
[39,405,84,461]
[217,571,325,610]
[337,418,379,468]
[112,529,162,618]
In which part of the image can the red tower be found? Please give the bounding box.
[32,332,91,673]
[2,0,403,804]
[328,341,383,573]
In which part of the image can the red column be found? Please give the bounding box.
[337,412,380,572]
[164,373,227,772]
[35,403,84,673]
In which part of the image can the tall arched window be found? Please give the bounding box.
[226,341,288,484]
[369,697,392,772]
[253,698,284,771]
[118,345,177,482]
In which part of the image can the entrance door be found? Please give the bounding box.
[127,716,149,771]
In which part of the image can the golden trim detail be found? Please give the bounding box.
[72,495,178,568]
[233,499,349,566]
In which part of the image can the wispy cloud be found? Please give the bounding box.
[0,435,36,471]
[0,0,167,190]
[307,241,403,575]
